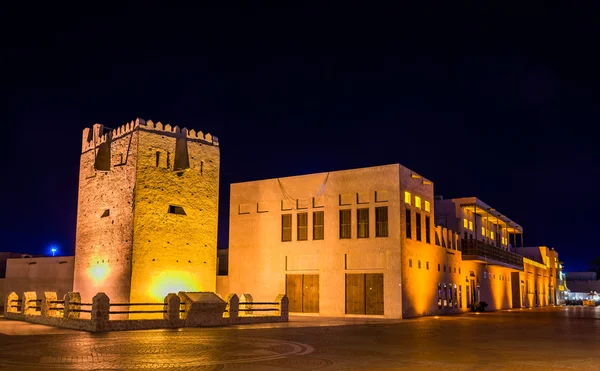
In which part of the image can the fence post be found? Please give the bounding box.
[226,294,239,322]
[64,292,82,319]
[240,293,253,316]
[42,292,57,317]
[164,293,180,322]
[5,292,18,314]
[22,292,37,315]
[91,293,110,331]
[276,294,289,321]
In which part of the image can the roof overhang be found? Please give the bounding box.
[453,197,523,233]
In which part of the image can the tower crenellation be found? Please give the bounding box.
[81,118,220,152]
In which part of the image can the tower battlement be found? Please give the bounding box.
[81,118,220,153]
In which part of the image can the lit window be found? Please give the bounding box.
[415,196,422,209]
[468,221,473,231]
[481,227,486,236]
[424,200,430,212]
[463,219,468,228]
[490,231,494,240]
[404,191,411,205]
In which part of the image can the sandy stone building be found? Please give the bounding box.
[73,118,220,307]
[515,246,563,307]
[2,256,74,308]
[225,164,558,318]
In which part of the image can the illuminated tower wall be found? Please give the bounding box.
[73,118,220,306]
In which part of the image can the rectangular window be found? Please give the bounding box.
[339,209,351,239]
[459,286,462,308]
[482,226,486,236]
[313,211,324,240]
[415,212,422,241]
[426,261,429,270]
[405,209,412,239]
[168,205,186,215]
[425,216,431,244]
[463,218,468,229]
[404,191,411,205]
[438,283,442,309]
[415,196,422,209]
[357,208,369,238]
[424,200,431,212]
[490,231,494,240]
[418,260,421,269]
[282,214,292,242]
[468,221,473,231]
[297,213,308,241]
[375,206,388,237]
[409,259,412,268]
[454,285,458,308]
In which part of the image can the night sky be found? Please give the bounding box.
[2,4,598,272]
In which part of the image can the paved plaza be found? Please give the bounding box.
[1,307,599,370]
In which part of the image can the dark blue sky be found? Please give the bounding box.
[1,3,598,271]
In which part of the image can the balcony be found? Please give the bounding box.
[461,239,524,270]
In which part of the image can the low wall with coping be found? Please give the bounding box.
[4,291,288,332]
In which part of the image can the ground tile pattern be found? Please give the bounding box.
[1,307,600,370]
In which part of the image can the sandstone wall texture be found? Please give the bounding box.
[73,119,220,308]
[73,125,139,304]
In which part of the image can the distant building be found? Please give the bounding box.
[520,246,564,306]
[565,272,600,301]
[1,253,71,312]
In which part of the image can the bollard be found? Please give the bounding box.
[22,292,37,315]
[5,292,18,314]
[42,292,58,317]
[226,294,239,321]
[164,293,181,322]
[91,293,110,331]
[240,293,253,316]
[64,292,82,319]
[276,294,289,321]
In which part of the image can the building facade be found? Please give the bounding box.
[72,118,220,306]
[3,256,74,308]
[226,164,550,318]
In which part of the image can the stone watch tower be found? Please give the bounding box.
[73,118,220,306]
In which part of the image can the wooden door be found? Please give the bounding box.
[286,274,303,313]
[302,275,320,313]
[365,273,384,315]
[346,274,365,314]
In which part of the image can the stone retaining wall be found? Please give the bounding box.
[4,291,288,332]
